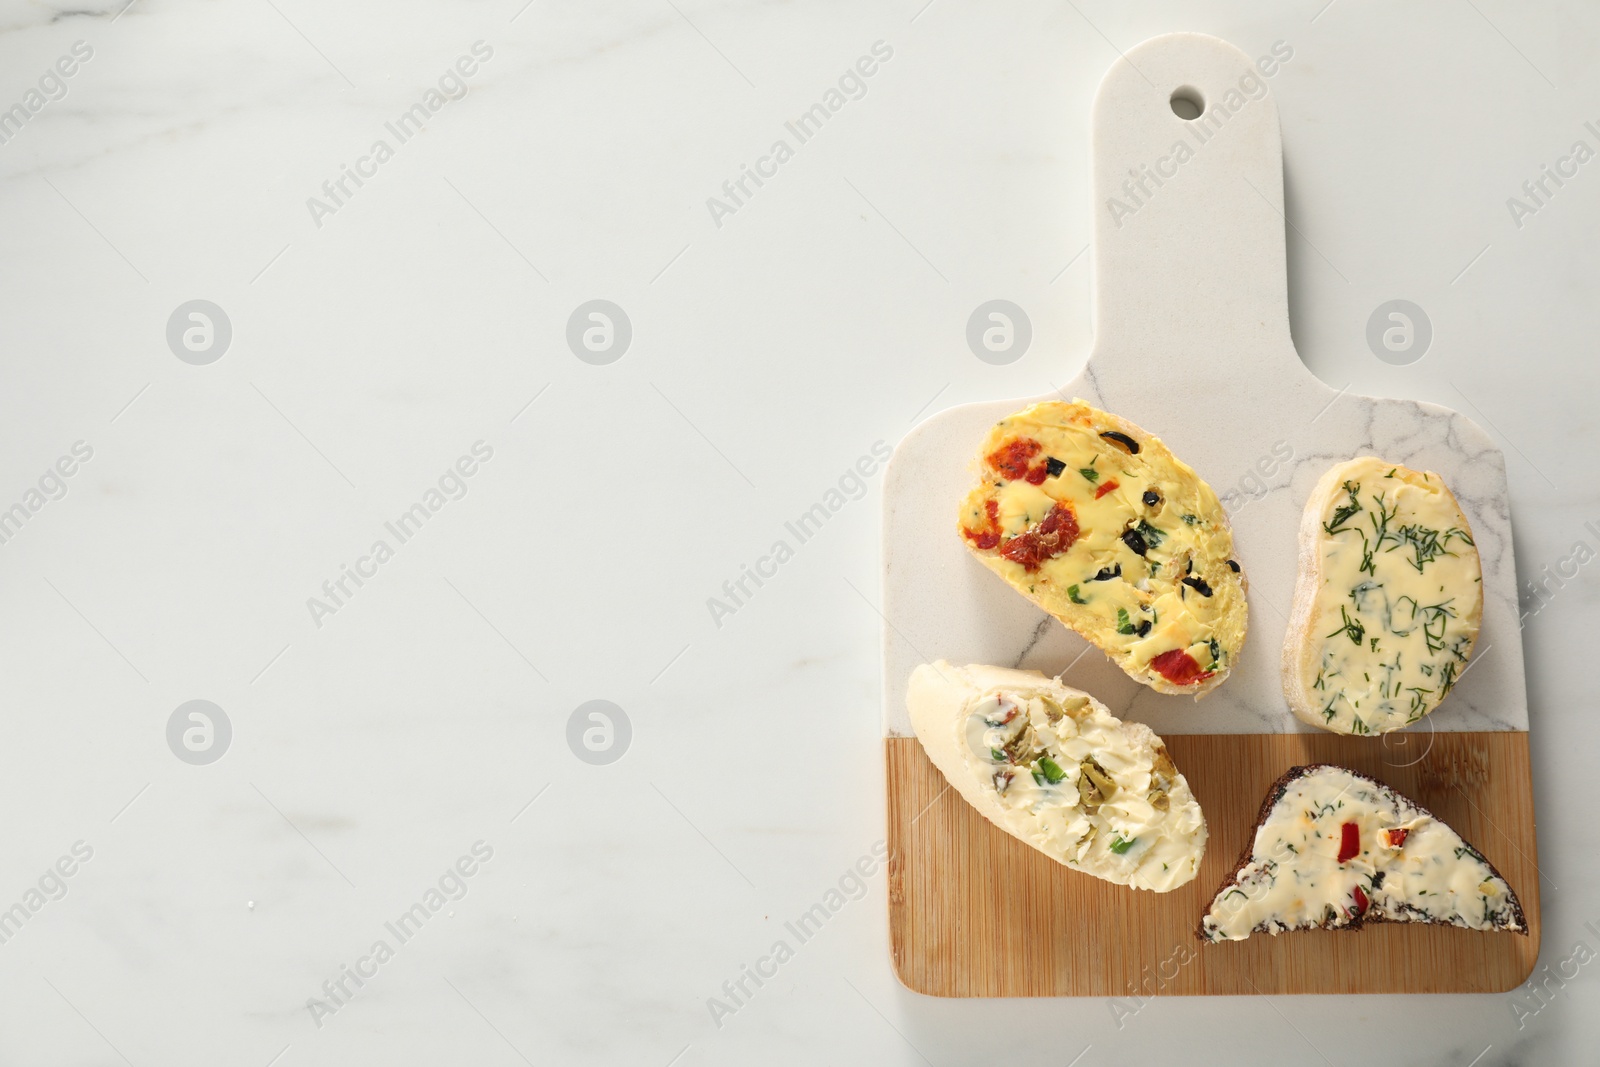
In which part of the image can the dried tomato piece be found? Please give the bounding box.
[1149,648,1213,686]
[1383,828,1410,849]
[987,438,1042,480]
[997,503,1080,572]
[1338,821,1359,864]
[1094,478,1120,499]
[962,498,1003,550]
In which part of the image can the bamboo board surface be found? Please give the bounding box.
[885,732,1540,997]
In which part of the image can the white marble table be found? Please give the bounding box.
[0,2,1592,1064]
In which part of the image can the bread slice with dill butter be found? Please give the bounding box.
[1199,764,1524,942]
[907,661,1207,892]
[1283,457,1481,735]
[957,399,1247,698]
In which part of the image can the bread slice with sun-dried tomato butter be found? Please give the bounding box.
[958,399,1247,697]
[1199,764,1524,941]
[908,661,1207,892]
[1283,457,1482,735]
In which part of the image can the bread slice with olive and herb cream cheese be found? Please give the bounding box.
[958,400,1247,698]
[907,661,1206,892]
[1199,764,1524,942]
[1283,457,1481,735]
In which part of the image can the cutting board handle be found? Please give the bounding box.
[1088,33,1309,387]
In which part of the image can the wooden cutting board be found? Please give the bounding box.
[878,32,1539,997]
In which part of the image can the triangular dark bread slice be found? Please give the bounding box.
[1199,764,1524,942]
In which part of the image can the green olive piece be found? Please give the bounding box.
[1080,756,1118,800]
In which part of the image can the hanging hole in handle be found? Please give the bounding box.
[1170,87,1204,120]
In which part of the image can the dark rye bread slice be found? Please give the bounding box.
[1198,764,1525,942]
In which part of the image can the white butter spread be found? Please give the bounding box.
[1201,765,1523,941]
[908,661,1206,893]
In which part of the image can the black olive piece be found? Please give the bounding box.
[1099,430,1141,454]
[1090,564,1122,582]
[1142,489,1160,507]
[1182,576,1214,597]
[1120,528,1148,556]
[1227,559,1240,572]
[1045,457,1066,478]
[1136,620,1151,637]
[1185,558,1193,575]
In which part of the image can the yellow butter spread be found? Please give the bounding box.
[958,400,1246,695]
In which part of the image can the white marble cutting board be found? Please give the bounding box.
[881,31,1527,738]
